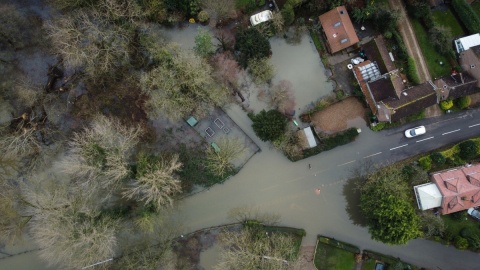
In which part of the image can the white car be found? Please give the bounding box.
[404,126,426,138]
[250,10,273,26]
[468,208,480,221]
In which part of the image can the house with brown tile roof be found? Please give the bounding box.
[319,6,359,54]
[415,164,480,215]
[458,45,480,89]
[352,37,479,122]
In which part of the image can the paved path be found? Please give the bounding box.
[389,0,431,82]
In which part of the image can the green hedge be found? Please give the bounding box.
[317,235,360,254]
[303,128,359,158]
[407,57,421,85]
[452,0,480,34]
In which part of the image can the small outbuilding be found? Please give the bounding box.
[319,6,359,54]
[455,33,480,53]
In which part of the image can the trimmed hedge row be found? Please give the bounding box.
[452,0,480,34]
[303,128,359,158]
[317,235,360,254]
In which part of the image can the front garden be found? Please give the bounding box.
[314,236,360,270]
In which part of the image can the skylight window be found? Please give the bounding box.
[340,38,348,44]
[333,22,341,27]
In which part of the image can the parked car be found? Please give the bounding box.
[250,10,273,26]
[404,126,426,138]
[468,208,480,221]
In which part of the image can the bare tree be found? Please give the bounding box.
[248,58,275,86]
[123,154,182,210]
[227,205,280,225]
[271,11,285,35]
[215,228,298,270]
[211,52,243,88]
[22,176,120,269]
[141,43,230,121]
[270,80,296,114]
[46,10,132,78]
[206,137,246,177]
[57,115,142,193]
[200,0,236,21]
[98,0,143,23]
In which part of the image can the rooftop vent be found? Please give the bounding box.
[402,92,408,96]
[340,10,344,14]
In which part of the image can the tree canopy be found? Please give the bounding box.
[250,109,288,142]
[234,28,271,68]
[359,167,421,245]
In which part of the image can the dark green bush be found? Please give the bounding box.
[402,165,416,180]
[250,109,288,142]
[430,152,446,166]
[455,96,471,109]
[455,236,469,250]
[235,28,271,68]
[452,0,480,34]
[459,140,478,160]
[281,4,295,26]
[451,210,468,220]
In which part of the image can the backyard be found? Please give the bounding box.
[411,19,451,79]
[432,8,465,38]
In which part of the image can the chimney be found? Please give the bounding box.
[459,72,464,84]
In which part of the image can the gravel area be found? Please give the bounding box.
[310,97,366,134]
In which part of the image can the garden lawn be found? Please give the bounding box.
[314,243,356,270]
[361,259,376,270]
[432,9,465,37]
[411,19,451,79]
[473,2,480,18]
[442,212,480,239]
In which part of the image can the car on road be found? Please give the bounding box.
[468,208,480,221]
[404,126,426,138]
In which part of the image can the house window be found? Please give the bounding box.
[340,38,348,44]
[472,64,476,69]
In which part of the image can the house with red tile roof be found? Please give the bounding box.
[414,164,480,215]
[318,6,359,54]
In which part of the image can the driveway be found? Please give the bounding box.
[176,106,480,270]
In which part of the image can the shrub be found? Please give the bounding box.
[451,210,467,220]
[281,5,295,26]
[455,236,469,250]
[407,58,420,85]
[452,0,480,34]
[371,122,385,132]
[459,140,478,160]
[250,110,288,142]
[418,156,432,171]
[430,152,446,167]
[235,28,271,68]
[197,10,209,22]
[248,58,275,85]
[440,99,453,110]
[429,25,452,55]
[455,96,471,109]
[402,165,416,180]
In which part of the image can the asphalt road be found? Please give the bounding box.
[177,108,480,270]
